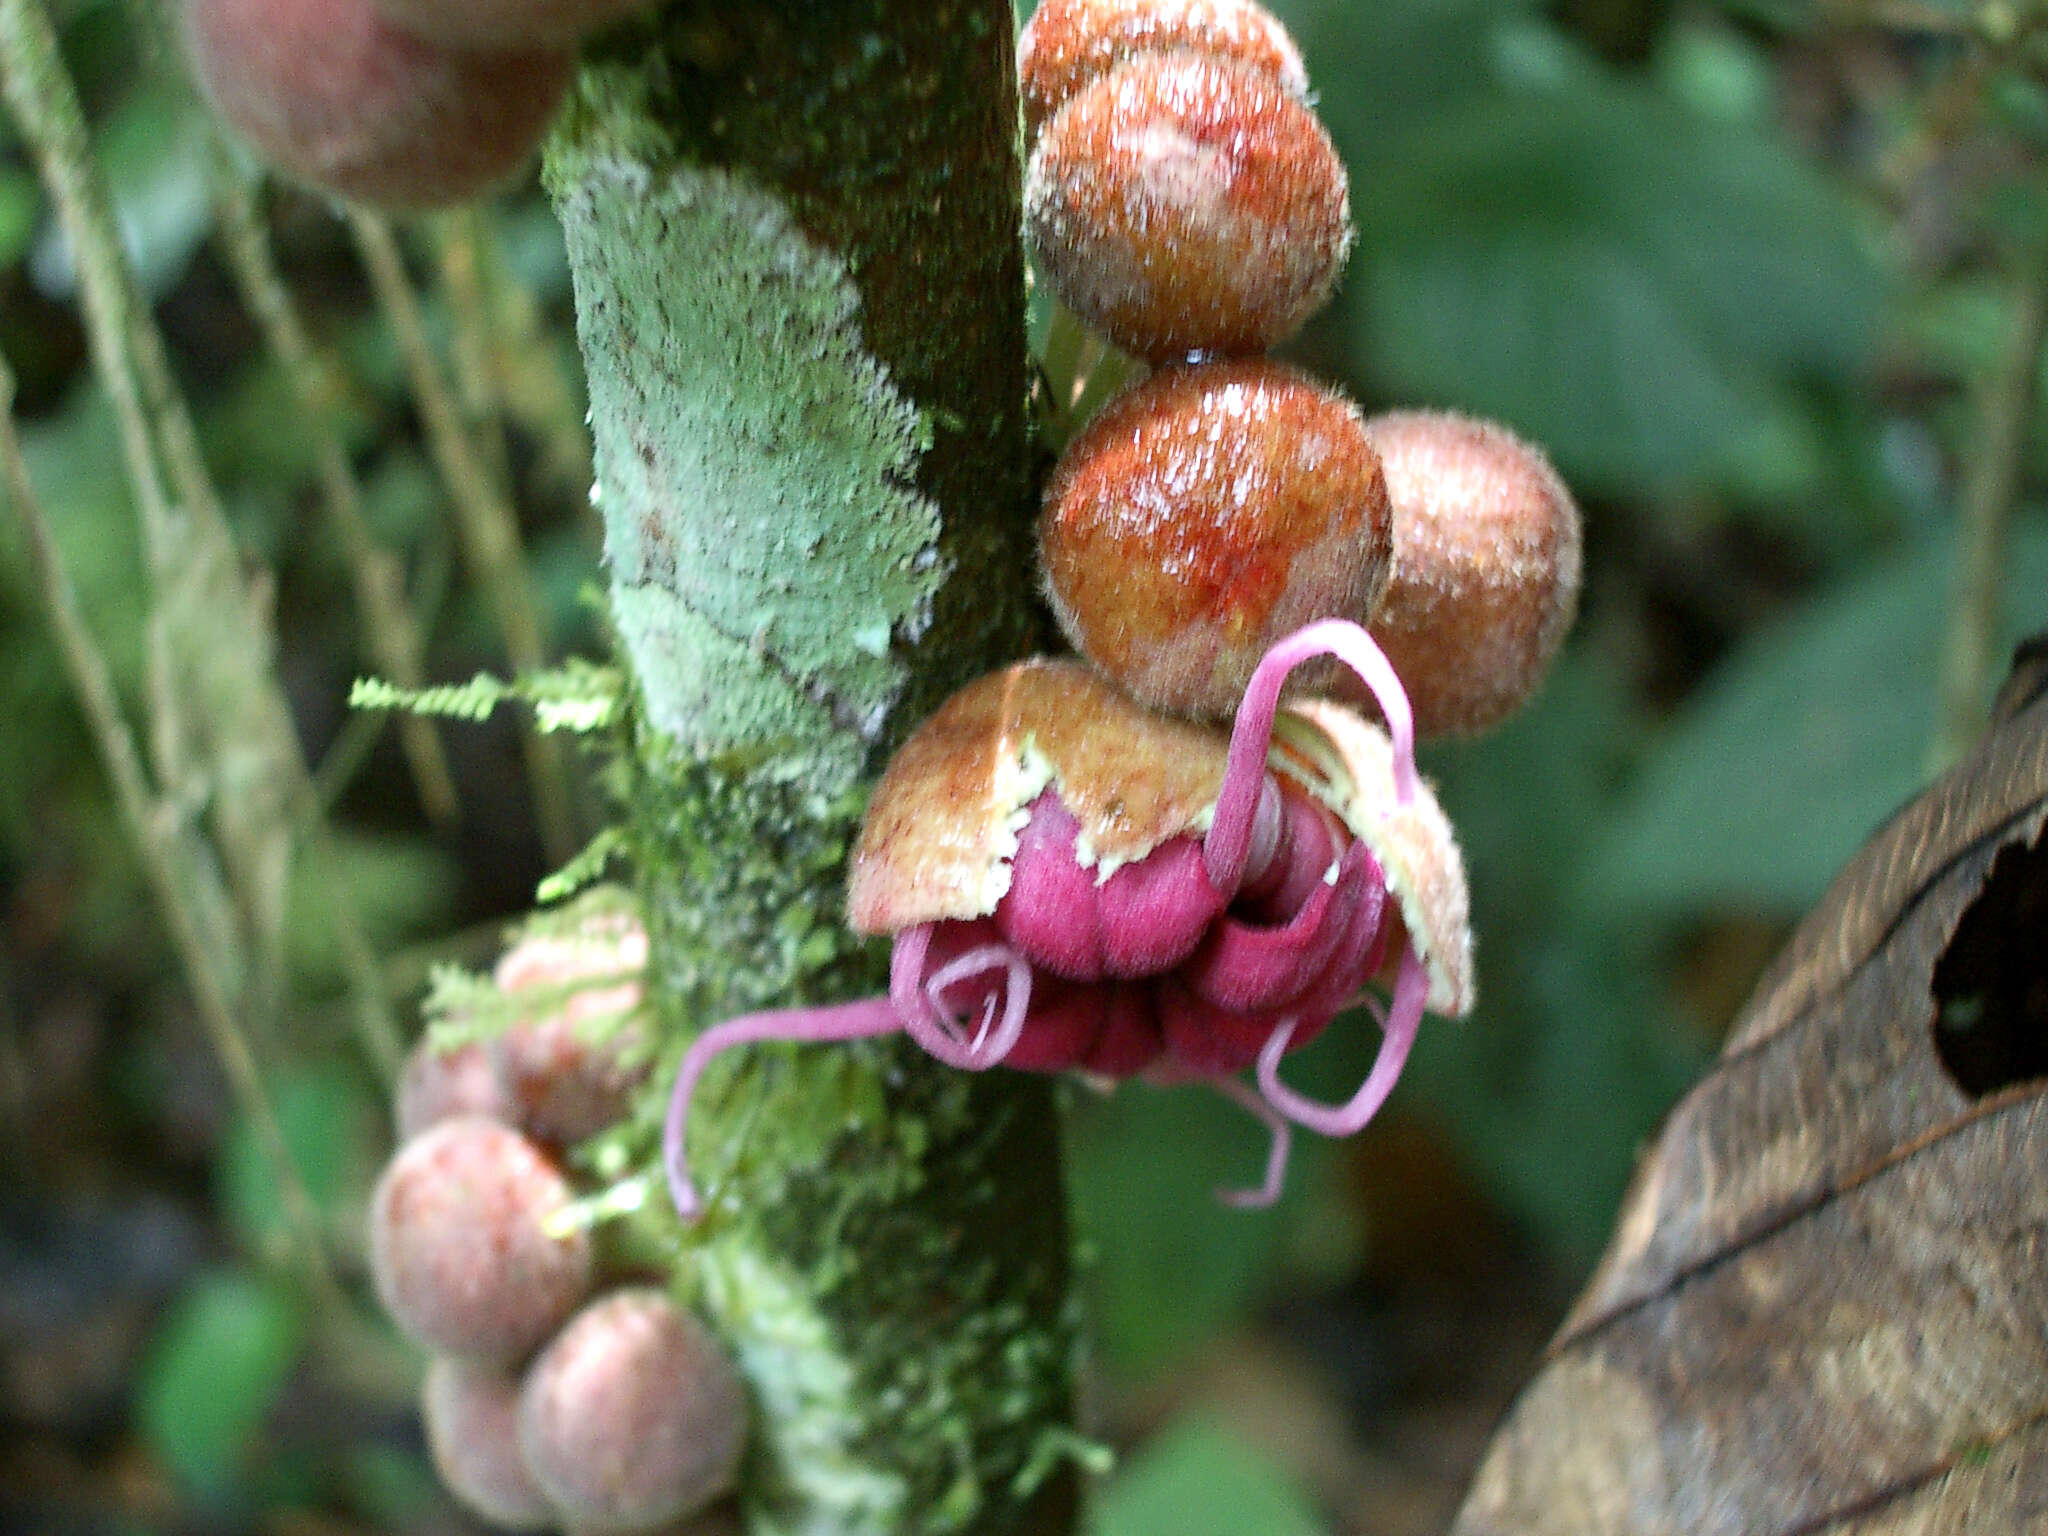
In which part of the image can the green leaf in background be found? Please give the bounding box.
[1404,651,1704,1258]
[338,1442,445,1530]
[1,386,145,672]
[136,1268,305,1501]
[1901,280,2048,484]
[1067,1084,1333,1378]
[1322,13,1887,492]
[200,353,376,554]
[0,390,148,907]
[1281,0,1534,146]
[1406,925,1701,1258]
[284,829,457,992]
[28,80,212,302]
[1577,519,2048,921]
[0,164,38,267]
[217,1063,381,1258]
[1090,1419,1329,1536]
[1067,1089,1285,1377]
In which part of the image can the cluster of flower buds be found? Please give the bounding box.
[177,0,644,208]
[659,0,1584,1219]
[371,912,747,1533]
[1023,0,1582,732]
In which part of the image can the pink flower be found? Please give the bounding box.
[664,620,1471,1218]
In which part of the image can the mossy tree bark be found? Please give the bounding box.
[543,5,1076,1534]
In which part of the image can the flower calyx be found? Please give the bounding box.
[664,621,1470,1220]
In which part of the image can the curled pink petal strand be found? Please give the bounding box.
[889,925,1032,1071]
[895,924,995,1066]
[1208,1073,1293,1209]
[665,995,905,1221]
[922,943,1032,1069]
[889,922,941,1036]
[1206,620,1419,892]
[1185,840,1361,1014]
[1255,942,1428,1139]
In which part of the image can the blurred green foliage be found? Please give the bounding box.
[1090,1420,1329,1536]
[8,0,2048,1530]
[135,1268,303,1502]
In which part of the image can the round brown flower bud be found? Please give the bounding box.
[179,0,570,210]
[1018,0,1308,141]
[1362,410,1582,736]
[367,0,645,49]
[422,1357,552,1531]
[369,1116,592,1362]
[491,916,651,1148]
[396,1038,515,1142]
[1024,51,1351,361]
[1040,360,1391,718]
[518,1289,748,1535]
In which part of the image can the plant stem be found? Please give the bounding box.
[0,0,402,1080]
[2,355,346,1311]
[1931,264,2048,769]
[349,209,580,867]
[433,208,514,492]
[208,146,461,827]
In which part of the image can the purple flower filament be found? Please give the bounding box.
[664,618,1430,1219]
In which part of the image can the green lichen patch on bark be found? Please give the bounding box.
[554,157,947,793]
[559,0,1042,733]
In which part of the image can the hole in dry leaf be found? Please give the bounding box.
[1931,827,2048,1098]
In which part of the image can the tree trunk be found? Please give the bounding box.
[543,5,1077,1533]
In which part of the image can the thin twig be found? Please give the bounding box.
[2,356,346,1310]
[440,207,592,501]
[0,0,257,1012]
[349,210,579,866]
[434,207,514,492]
[209,144,461,827]
[0,0,174,558]
[0,0,403,1079]
[1931,264,2048,769]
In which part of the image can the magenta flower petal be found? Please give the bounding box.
[1156,978,1295,1077]
[1094,835,1226,977]
[996,796,1106,979]
[1082,982,1165,1077]
[1000,972,1107,1071]
[996,793,1227,981]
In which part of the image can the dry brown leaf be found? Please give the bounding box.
[1453,643,2048,1536]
